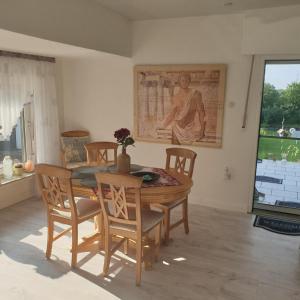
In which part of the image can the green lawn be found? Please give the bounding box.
[258,137,300,162]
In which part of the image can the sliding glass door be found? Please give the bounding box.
[253,60,300,215]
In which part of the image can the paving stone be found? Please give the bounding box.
[274,190,298,199]
[284,186,300,193]
[283,180,297,186]
[261,183,284,190]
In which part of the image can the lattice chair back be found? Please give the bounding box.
[165,148,197,178]
[95,173,143,230]
[35,164,76,216]
[85,142,118,166]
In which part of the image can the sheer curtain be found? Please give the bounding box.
[0,57,32,140]
[32,61,60,165]
[0,56,60,164]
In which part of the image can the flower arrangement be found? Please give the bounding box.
[114,128,135,153]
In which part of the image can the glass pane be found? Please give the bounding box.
[261,63,300,132]
[0,117,24,163]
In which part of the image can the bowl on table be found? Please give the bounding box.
[131,171,160,183]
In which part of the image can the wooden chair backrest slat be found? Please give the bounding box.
[95,173,143,230]
[85,142,118,165]
[35,164,76,215]
[165,148,197,178]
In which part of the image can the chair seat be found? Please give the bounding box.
[66,161,88,169]
[154,197,186,210]
[110,209,164,233]
[52,197,101,219]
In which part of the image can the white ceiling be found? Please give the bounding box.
[95,0,300,20]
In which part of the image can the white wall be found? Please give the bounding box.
[243,5,300,54]
[61,52,133,139]
[59,7,300,213]
[0,0,131,57]
[61,14,260,212]
[0,176,35,209]
[131,14,262,212]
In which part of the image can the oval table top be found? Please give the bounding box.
[72,168,193,205]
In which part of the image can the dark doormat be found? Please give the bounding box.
[275,200,300,209]
[256,176,283,184]
[254,215,300,236]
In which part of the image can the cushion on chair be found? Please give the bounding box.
[152,197,186,211]
[110,209,164,233]
[75,198,101,217]
[52,197,101,219]
[164,197,187,209]
[61,136,90,163]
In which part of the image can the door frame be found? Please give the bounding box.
[248,55,300,216]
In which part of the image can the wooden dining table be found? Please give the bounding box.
[71,165,193,264]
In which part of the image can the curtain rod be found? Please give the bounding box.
[0,50,55,63]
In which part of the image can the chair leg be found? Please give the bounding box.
[123,238,128,255]
[71,223,78,268]
[154,222,161,262]
[182,198,189,234]
[46,217,54,259]
[103,230,111,276]
[164,209,171,245]
[136,237,142,286]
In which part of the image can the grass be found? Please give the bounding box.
[258,137,300,162]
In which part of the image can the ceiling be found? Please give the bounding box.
[95,0,300,20]
[0,29,101,58]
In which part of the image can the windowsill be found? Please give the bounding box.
[0,172,34,186]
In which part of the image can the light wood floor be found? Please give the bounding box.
[1,197,300,300]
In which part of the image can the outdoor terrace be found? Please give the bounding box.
[255,159,300,206]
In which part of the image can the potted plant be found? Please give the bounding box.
[114,128,135,173]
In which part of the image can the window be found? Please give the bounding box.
[253,60,300,215]
[0,103,34,167]
[0,115,24,163]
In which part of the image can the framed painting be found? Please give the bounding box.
[134,64,226,148]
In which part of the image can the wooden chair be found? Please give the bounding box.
[153,148,197,244]
[96,173,163,286]
[60,130,90,168]
[85,142,118,166]
[35,164,101,267]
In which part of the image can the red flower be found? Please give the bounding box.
[114,128,130,142]
[114,128,135,149]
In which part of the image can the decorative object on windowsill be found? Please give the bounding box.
[24,159,34,172]
[114,128,135,173]
[13,163,24,176]
[3,156,13,179]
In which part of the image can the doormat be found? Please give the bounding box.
[256,176,283,184]
[275,200,300,209]
[254,215,300,236]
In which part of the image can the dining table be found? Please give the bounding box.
[70,164,193,266]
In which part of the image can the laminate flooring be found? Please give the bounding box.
[1,197,300,300]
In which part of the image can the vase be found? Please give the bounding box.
[117,148,131,173]
[3,156,13,179]
[24,160,34,172]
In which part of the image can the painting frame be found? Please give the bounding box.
[134,64,227,148]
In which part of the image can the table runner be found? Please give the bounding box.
[140,167,180,188]
[77,167,181,194]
